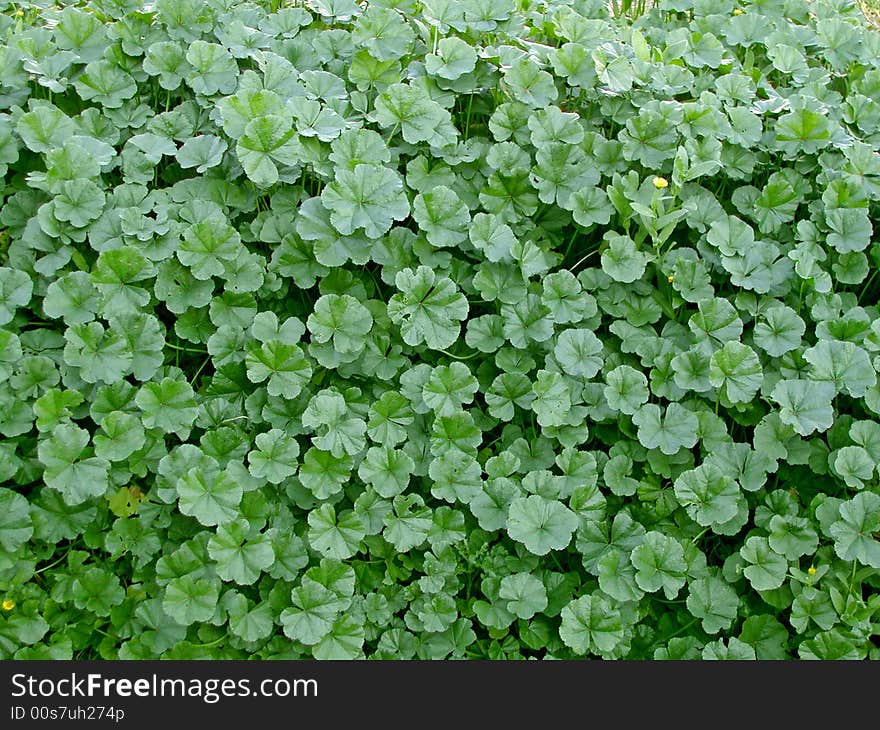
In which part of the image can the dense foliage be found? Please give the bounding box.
[1,0,880,660]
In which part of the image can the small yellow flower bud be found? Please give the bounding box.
[807,566,817,576]
[1,599,14,611]
[653,176,669,189]
[667,275,675,283]
[733,8,744,14]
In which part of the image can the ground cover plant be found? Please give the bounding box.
[0,0,879,661]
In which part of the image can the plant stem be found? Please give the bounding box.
[858,269,878,303]
[439,348,480,360]
[562,225,581,261]
[570,248,600,272]
[165,342,208,354]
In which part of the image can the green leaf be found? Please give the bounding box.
[357,446,413,497]
[559,593,624,657]
[702,637,756,660]
[38,424,109,505]
[227,597,273,643]
[826,208,872,254]
[236,114,302,188]
[351,6,414,62]
[686,575,739,634]
[185,41,238,95]
[709,341,762,404]
[299,448,352,501]
[0,489,33,552]
[631,531,687,599]
[604,365,649,416]
[177,466,243,527]
[302,390,367,458]
[208,520,275,585]
[775,108,831,156]
[554,329,603,378]
[469,213,516,262]
[307,504,366,560]
[601,234,648,283]
[828,492,880,568]
[388,266,468,350]
[832,445,874,489]
[311,613,364,659]
[804,340,876,398]
[503,57,558,108]
[72,566,124,616]
[143,40,192,90]
[798,630,864,660]
[281,579,341,646]
[135,377,198,437]
[429,451,482,503]
[770,379,836,436]
[632,402,699,455]
[499,573,548,620]
[425,37,477,80]
[423,362,479,416]
[16,105,76,153]
[768,515,818,560]
[740,536,788,591]
[413,186,470,248]
[506,495,578,556]
[383,494,432,552]
[753,305,805,357]
[178,218,242,280]
[0,268,33,325]
[674,463,741,529]
[689,298,743,342]
[321,164,409,239]
[373,83,457,147]
[248,429,300,484]
[74,60,137,108]
[163,575,220,625]
[738,615,789,660]
[94,412,145,462]
[245,341,312,398]
[176,135,227,173]
[307,294,373,354]
[53,179,106,228]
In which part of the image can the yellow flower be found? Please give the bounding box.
[15,9,24,16]
[1,599,14,611]
[667,275,675,283]
[653,176,669,189]
[807,566,817,576]
[733,8,744,14]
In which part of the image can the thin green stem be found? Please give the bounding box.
[439,348,480,360]
[858,269,878,303]
[191,355,212,385]
[191,635,226,649]
[562,225,581,262]
[570,248,600,272]
[34,548,73,575]
[165,342,208,354]
[656,619,698,646]
[549,552,566,573]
